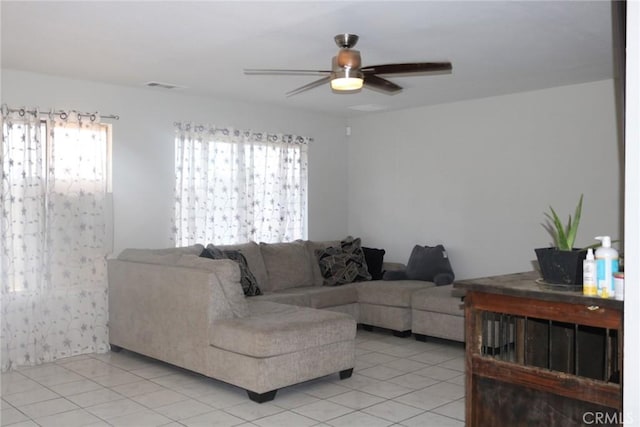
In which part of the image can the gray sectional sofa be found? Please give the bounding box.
[107,239,464,403]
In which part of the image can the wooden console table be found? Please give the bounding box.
[455,271,623,426]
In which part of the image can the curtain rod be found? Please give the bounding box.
[2,105,119,121]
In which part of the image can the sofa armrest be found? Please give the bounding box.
[107,259,231,371]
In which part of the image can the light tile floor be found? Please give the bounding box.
[1,328,465,426]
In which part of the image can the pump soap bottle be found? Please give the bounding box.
[583,248,596,296]
[595,236,619,298]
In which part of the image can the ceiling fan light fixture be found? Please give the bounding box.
[244,34,452,96]
[330,68,364,91]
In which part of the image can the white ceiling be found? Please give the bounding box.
[1,1,614,117]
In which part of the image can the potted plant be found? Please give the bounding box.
[535,194,587,287]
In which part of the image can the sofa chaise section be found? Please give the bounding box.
[208,300,355,402]
[107,247,357,403]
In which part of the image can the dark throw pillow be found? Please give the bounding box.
[339,236,372,281]
[382,269,409,281]
[405,244,455,285]
[315,246,363,286]
[200,247,262,296]
[315,236,372,286]
[433,272,455,286]
[363,247,386,280]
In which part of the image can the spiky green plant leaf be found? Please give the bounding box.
[546,207,568,250]
[566,194,583,249]
[543,194,583,251]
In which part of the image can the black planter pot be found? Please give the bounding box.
[535,247,587,286]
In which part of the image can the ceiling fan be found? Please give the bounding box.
[244,33,452,97]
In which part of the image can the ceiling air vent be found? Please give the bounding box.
[144,81,184,90]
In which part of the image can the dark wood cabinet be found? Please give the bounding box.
[455,271,623,426]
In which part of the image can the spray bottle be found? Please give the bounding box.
[595,236,619,298]
[582,248,596,296]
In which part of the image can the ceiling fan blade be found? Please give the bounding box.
[286,76,332,97]
[361,62,452,75]
[244,68,330,76]
[363,75,402,93]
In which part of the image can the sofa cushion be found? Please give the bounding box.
[306,240,340,286]
[176,255,248,318]
[215,242,268,291]
[253,290,311,307]
[118,244,204,265]
[201,247,262,296]
[363,247,386,280]
[357,280,435,307]
[259,240,314,291]
[405,244,455,285]
[210,301,356,358]
[305,284,359,308]
[411,285,465,316]
[256,285,358,309]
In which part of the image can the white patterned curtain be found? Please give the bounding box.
[1,108,110,371]
[173,123,309,245]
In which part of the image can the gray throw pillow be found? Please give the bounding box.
[405,244,455,285]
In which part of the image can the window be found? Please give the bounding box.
[173,124,309,245]
[49,122,112,193]
[1,113,112,292]
[5,120,111,188]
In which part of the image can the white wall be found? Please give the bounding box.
[1,69,349,254]
[2,70,621,281]
[347,80,621,280]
